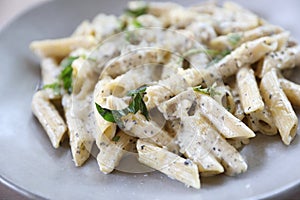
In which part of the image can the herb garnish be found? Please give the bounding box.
[112,135,120,142]
[42,82,60,95]
[227,33,242,46]
[95,85,150,124]
[178,48,231,67]
[59,56,79,93]
[132,18,143,28]
[125,31,139,44]
[193,83,220,98]
[206,49,231,67]
[43,56,79,95]
[125,5,148,17]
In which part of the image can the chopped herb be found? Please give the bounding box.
[112,135,120,142]
[59,56,79,94]
[132,19,143,28]
[42,56,79,95]
[43,82,60,95]
[125,31,139,44]
[206,49,231,67]
[193,83,221,98]
[228,33,242,46]
[127,85,147,96]
[95,103,116,123]
[125,5,148,17]
[95,85,150,124]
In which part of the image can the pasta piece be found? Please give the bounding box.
[233,100,245,120]
[227,138,249,150]
[159,90,247,175]
[214,36,278,78]
[63,95,94,166]
[210,24,283,50]
[256,46,299,78]
[72,57,99,100]
[246,107,278,135]
[176,122,224,176]
[103,65,156,97]
[280,78,300,107]
[196,92,256,139]
[145,68,220,109]
[260,69,298,145]
[236,66,264,114]
[158,90,224,175]
[137,139,200,189]
[31,90,67,148]
[146,2,182,17]
[30,36,97,58]
[72,20,94,37]
[122,113,179,154]
[93,77,117,143]
[212,1,260,35]
[213,85,236,114]
[97,130,133,174]
[144,72,189,110]
[91,14,120,41]
[136,14,163,28]
[186,22,217,44]
[183,115,248,176]
[40,58,61,99]
[41,58,60,85]
[158,88,196,120]
[102,48,171,78]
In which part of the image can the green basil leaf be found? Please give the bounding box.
[193,83,221,98]
[59,56,79,94]
[127,85,147,96]
[60,56,79,69]
[193,85,210,95]
[95,103,116,123]
[206,49,231,67]
[132,19,143,28]
[139,95,150,120]
[95,86,150,124]
[125,6,148,17]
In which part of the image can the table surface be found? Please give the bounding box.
[1,0,300,200]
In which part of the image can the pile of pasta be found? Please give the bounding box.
[30,1,300,189]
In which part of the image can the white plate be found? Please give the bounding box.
[1,0,300,199]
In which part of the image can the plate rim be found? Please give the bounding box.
[0,0,299,199]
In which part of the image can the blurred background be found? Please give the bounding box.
[0,0,48,28]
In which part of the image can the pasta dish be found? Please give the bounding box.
[30,1,300,189]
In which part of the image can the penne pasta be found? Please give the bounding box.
[137,139,200,189]
[260,69,298,145]
[31,90,67,148]
[97,130,134,174]
[30,36,97,58]
[280,78,300,107]
[236,66,264,114]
